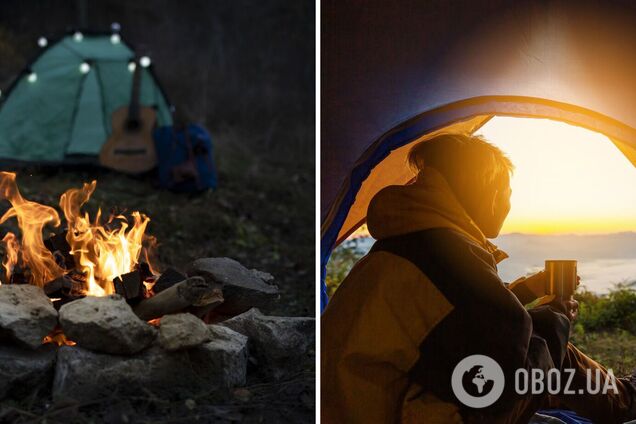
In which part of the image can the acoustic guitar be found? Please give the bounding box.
[99,59,158,173]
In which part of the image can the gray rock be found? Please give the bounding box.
[208,325,249,387]
[53,331,248,401]
[158,313,210,351]
[220,308,314,379]
[59,295,156,354]
[0,344,57,400]
[186,257,279,316]
[0,284,58,349]
[250,269,275,284]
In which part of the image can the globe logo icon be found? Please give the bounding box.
[451,355,505,408]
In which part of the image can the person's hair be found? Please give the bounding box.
[407,133,514,205]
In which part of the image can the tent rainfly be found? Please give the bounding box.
[321,0,636,311]
[0,31,172,163]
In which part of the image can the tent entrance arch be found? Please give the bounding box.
[320,96,636,309]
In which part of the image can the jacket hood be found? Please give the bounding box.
[366,166,508,263]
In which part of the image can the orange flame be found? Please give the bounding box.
[1,232,19,283]
[0,173,155,295]
[0,172,64,286]
[43,327,76,346]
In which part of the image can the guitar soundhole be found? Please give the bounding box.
[114,148,147,156]
[125,119,142,131]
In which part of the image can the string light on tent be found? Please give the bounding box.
[73,31,83,42]
[79,62,91,74]
[139,56,151,68]
[110,33,121,44]
[128,61,137,72]
[37,37,48,48]
[27,72,37,83]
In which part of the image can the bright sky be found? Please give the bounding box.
[475,117,636,235]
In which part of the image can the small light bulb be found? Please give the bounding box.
[27,72,37,83]
[111,22,121,32]
[139,56,151,68]
[110,33,121,44]
[128,62,136,72]
[73,31,83,42]
[79,62,90,74]
[37,37,48,48]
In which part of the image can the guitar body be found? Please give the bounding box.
[99,105,158,173]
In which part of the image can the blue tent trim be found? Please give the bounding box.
[538,409,594,424]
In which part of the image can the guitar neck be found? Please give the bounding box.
[127,61,142,124]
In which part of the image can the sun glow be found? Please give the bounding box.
[476,117,636,235]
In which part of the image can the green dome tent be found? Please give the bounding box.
[0,31,172,163]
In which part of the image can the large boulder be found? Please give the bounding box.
[0,284,58,349]
[158,313,210,351]
[59,295,156,354]
[186,257,279,317]
[53,330,249,401]
[0,344,57,400]
[220,308,314,379]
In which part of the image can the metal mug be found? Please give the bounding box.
[545,260,577,299]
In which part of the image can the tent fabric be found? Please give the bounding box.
[0,33,172,162]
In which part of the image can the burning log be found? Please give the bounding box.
[43,230,74,269]
[152,267,186,294]
[138,261,154,282]
[113,270,146,303]
[133,276,223,321]
[44,274,86,309]
[44,275,83,297]
[8,264,29,285]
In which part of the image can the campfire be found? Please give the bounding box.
[0,172,243,347]
[0,171,155,299]
[0,173,315,406]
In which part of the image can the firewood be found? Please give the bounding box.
[132,276,223,321]
[44,275,74,297]
[152,267,186,293]
[137,262,154,282]
[186,258,279,317]
[44,230,74,269]
[113,270,145,304]
[44,274,85,309]
[9,265,29,285]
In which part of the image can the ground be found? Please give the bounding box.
[0,143,315,423]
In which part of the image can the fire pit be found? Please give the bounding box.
[0,172,314,405]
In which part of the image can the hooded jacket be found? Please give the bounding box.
[321,167,570,424]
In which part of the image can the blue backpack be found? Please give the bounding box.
[153,124,217,192]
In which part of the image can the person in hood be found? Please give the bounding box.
[321,133,636,424]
